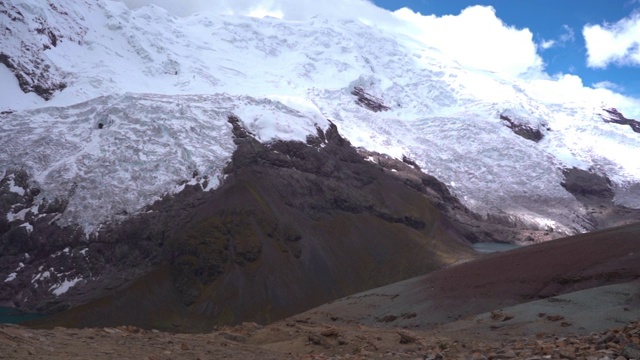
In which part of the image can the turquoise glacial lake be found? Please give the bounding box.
[0,307,46,324]
[472,242,521,254]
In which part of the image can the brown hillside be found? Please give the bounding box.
[294,222,640,329]
[27,119,476,332]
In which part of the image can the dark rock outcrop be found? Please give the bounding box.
[16,115,476,332]
[560,167,640,230]
[0,167,137,312]
[601,108,640,133]
[359,151,561,244]
[500,114,544,142]
[0,0,87,100]
[561,167,614,202]
[0,53,66,100]
[351,86,391,112]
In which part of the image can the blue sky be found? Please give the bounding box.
[372,0,640,97]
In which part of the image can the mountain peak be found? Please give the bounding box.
[2,0,639,234]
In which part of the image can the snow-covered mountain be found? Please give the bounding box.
[2,0,640,309]
[0,0,640,316]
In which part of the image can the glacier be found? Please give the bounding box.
[1,0,640,238]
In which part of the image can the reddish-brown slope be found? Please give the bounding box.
[297,222,640,328]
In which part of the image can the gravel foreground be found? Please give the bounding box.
[1,317,639,359]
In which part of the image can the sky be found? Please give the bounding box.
[120,0,640,111]
[371,0,640,98]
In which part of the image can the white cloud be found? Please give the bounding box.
[539,39,556,50]
[245,6,284,19]
[593,80,624,91]
[120,0,387,20]
[525,74,640,119]
[559,25,575,43]
[121,0,201,16]
[391,5,544,76]
[583,12,640,68]
[120,1,543,76]
[117,1,640,113]
[538,24,574,51]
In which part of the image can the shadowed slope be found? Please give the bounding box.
[28,117,476,332]
[295,222,640,328]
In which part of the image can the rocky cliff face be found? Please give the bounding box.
[560,167,640,230]
[359,151,563,244]
[3,115,479,331]
[601,108,640,134]
[499,114,545,142]
[0,0,90,99]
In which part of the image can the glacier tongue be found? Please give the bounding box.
[0,93,327,231]
[1,0,640,235]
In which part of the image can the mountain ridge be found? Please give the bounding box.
[2,0,639,236]
[1,0,640,325]
[12,116,476,328]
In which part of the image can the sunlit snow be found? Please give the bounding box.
[5,263,25,282]
[32,271,51,283]
[50,277,83,296]
[1,0,639,235]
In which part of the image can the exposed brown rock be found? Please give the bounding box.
[602,108,640,134]
[490,311,514,322]
[359,149,564,244]
[561,167,614,201]
[351,86,391,112]
[1,319,639,359]
[547,314,565,322]
[560,166,640,231]
[397,330,419,344]
[319,328,339,337]
[500,114,544,142]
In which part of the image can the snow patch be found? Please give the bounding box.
[32,271,51,283]
[8,178,25,196]
[20,222,34,234]
[50,277,83,296]
[6,262,25,282]
[0,63,44,111]
[4,273,17,283]
[233,100,329,143]
[6,205,39,223]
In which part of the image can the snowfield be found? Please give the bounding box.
[1,93,327,231]
[1,0,640,236]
